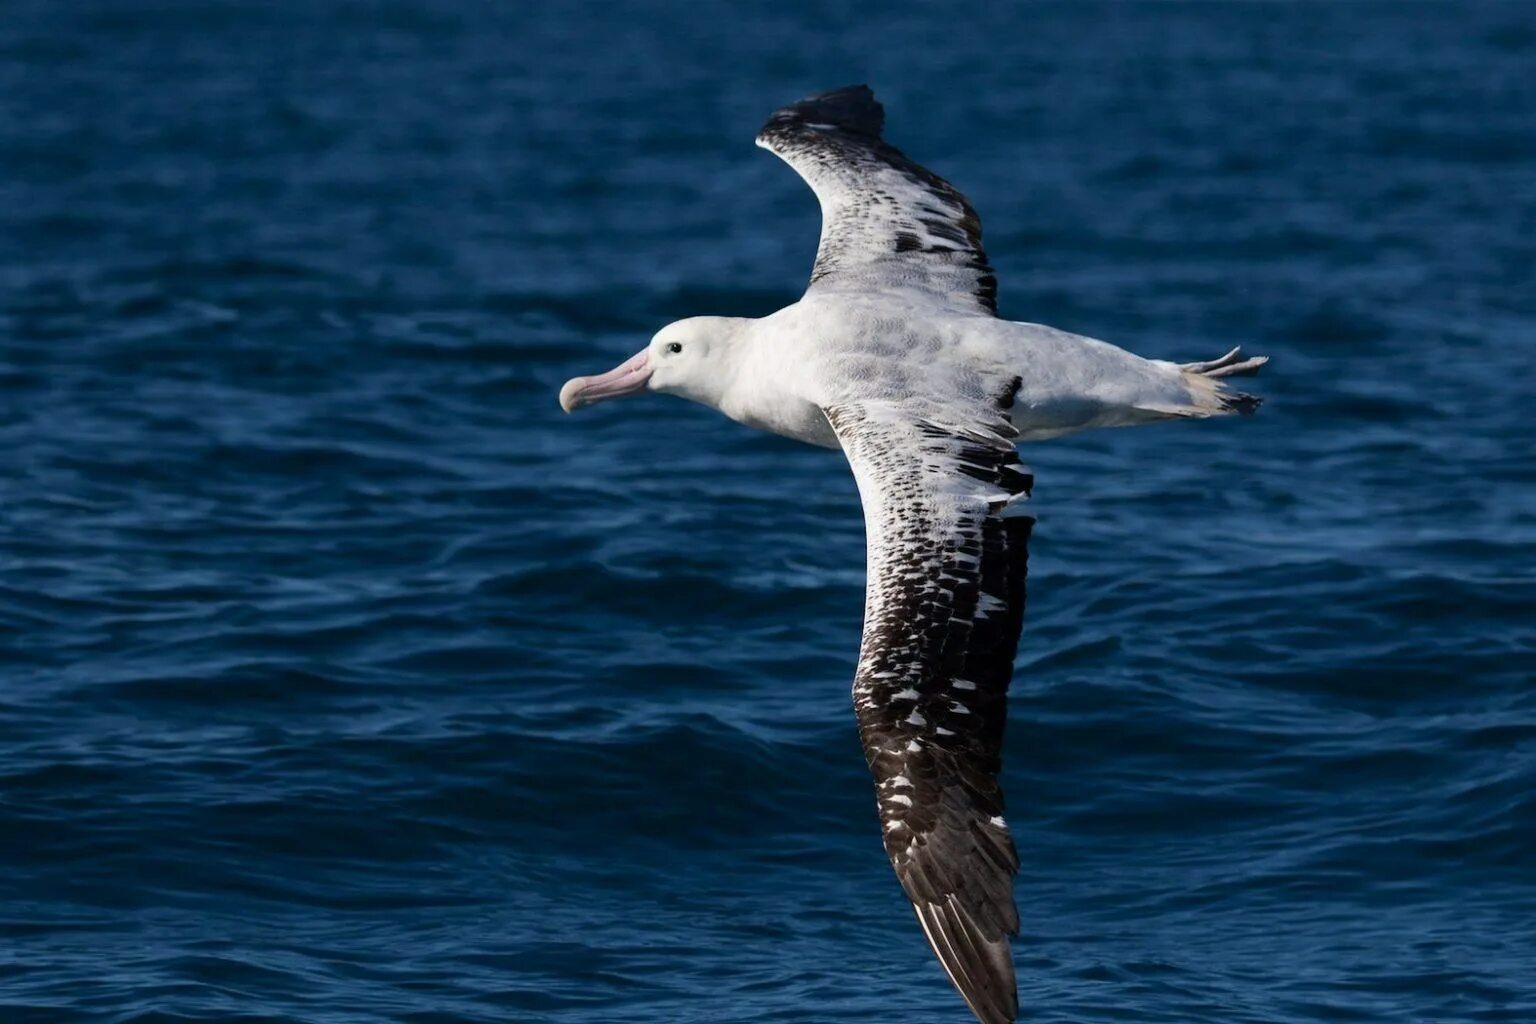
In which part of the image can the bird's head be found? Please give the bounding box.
[559,316,748,413]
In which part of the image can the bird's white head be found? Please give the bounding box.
[558,316,749,414]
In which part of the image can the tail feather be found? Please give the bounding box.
[1177,346,1267,417]
[1217,389,1263,414]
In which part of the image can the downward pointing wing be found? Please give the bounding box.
[825,400,1032,1024]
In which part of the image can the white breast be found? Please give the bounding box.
[720,385,840,448]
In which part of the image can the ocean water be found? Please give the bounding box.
[3,2,1534,1022]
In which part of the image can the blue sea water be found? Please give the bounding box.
[3,2,1535,1021]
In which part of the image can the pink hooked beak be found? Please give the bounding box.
[558,349,653,413]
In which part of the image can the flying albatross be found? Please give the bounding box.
[559,86,1265,1024]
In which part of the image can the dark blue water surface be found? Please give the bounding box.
[3,2,1535,1022]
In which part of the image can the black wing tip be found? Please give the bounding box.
[914,900,1019,1024]
[762,84,885,140]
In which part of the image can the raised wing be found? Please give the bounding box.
[825,400,1032,1024]
[757,86,998,316]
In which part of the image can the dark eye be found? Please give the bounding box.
[666,342,683,354]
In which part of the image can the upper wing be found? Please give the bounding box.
[756,86,998,316]
[825,400,1032,1024]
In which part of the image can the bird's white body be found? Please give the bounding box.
[678,292,1233,451]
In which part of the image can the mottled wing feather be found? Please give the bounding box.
[756,85,998,316]
[825,401,1032,1024]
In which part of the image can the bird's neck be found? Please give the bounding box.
[712,322,841,449]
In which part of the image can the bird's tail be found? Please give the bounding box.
[1176,346,1268,416]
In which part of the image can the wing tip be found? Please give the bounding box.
[913,899,1019,1024]
[760,84,885,141]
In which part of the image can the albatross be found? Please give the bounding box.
[559,86,1265,1024]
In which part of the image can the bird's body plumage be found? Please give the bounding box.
[558,85,1266,1024]
[714,296,1252,451]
